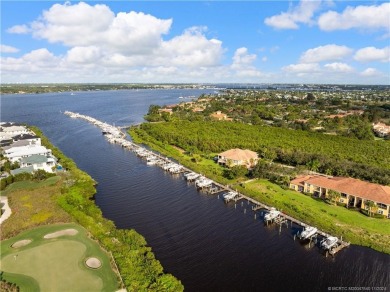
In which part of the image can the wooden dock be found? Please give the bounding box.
[66,111,351,257]
[329,241,350,256]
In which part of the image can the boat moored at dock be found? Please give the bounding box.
[264,207,280,222]
[64,110,351,258]
[321,236,338,250]
[298,226,318,241]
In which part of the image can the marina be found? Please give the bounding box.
[3,90,389,292]
[64,110,351,256]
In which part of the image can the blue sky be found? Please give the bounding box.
[1,1,389,84]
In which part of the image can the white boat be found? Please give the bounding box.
[184,172,200,181]
[264,207,280,221]
[223,191,238,201]
[168,165,183,173]
[195,177,213,188]
[321,236,338,250]
[162,163,177,170]
[299,226,318,240]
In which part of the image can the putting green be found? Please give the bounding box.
[0,223,120,292]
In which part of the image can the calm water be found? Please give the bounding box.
[1,90,389,292]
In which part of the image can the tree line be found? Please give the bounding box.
[138,121,390,185]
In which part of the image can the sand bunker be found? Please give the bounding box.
[11,239,32,248]
[44,229,78,239]
[85,257,102,269]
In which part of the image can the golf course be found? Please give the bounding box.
[0,223,120,291]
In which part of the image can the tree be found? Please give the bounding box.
[328,190,341,205]
[364,200,376,217]
[306,159,321,172]
[258,147,277,162]
[223,165,248,180]
[148,104,161,115]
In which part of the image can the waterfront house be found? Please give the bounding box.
[218,148,258,168]
[290,175,390,218]
[12,133,41,145]
[20,154,56,173]
[3,145,52,163]
[0,125,28,137]
[2,140,32,151]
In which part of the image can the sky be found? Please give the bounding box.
[1,1,389,84]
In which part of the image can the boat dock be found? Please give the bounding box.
[64,111,350,257]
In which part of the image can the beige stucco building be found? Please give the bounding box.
[290,175,390,218]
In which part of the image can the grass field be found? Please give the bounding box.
[1,176,61,196]
[1,176,72,240]
[131,127,390,254]
[0,223,120,291]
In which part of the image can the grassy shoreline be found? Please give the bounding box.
[130,126,390,255]
[1,126,183,291]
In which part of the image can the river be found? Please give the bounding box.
[1,89,389,292]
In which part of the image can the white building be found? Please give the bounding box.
[20,154,56,173]
[3,145,52,163]
[0,125,29,137]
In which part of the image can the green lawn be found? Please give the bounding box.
[131,127,390,254]
[1,176,60,196]
[0,223,120,291]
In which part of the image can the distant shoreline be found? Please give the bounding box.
[1,83,389,95]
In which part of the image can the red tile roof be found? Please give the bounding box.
[219,148,258,161]
[290,175,316,187]
[305,176,390,204]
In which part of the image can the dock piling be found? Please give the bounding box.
[64,110,352,258]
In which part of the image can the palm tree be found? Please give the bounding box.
[328,190,341,206]
[306,159,321,172]
[364,200,376,217]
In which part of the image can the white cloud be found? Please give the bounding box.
[324,62,353,72]
[231,47,262,78]
[264,0,322,29]
[1,48,59,73]
[300,44,353,63]
[7,24,30,34]
[0,44,19,53]
[16,2,172,55]
[231,48,256,69]
[360,68,381,77]
[318,3,390,32]
[66,46,102,64]
[159,27,223,67]
[282,63,321,73]
[5,2,223,70]
[354,46,390,63]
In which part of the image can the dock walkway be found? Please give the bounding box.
[64,111,350,256]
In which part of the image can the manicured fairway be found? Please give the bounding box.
[0,223,120,291]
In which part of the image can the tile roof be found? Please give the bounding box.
[21,154,48,164]
[305,176,390,204]
[290,175,316,187]
[10,166,34,175]
[219,148,258,161]
[2,140,30,150]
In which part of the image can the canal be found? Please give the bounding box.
[2,89,389,291]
